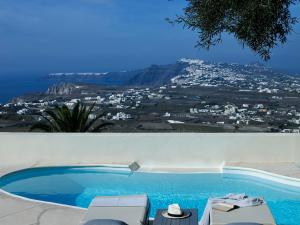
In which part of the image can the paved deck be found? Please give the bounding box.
[1,163,300,225]
[0,192,86,225]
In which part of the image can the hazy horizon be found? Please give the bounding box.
[1,0,300,76]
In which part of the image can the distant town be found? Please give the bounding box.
[1,59,300,133]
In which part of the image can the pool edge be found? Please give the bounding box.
[223,166,300,187]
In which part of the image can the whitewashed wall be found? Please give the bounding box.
[0,133,299,169]
[296,137,300,166]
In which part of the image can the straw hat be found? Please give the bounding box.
[161,204,191,219]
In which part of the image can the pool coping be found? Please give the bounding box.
[1,164,300,213]
[222,166,300,188]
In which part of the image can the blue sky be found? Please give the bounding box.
[0,0,300,76]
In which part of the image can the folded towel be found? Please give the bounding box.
[212,202,237,212]
[199,194,265,225]
[221,193,247,200]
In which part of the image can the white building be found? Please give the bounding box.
[254,104,264,109]
[224,105,237,115]
[17,108,29,115]
[164,112,171,117]
[112,112,132,121]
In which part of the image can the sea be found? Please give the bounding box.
[0,74,111,104]
[0,75,56,104]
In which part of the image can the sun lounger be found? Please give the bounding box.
[200,194,276,225]
[82,195,149,225]
[210,204,276,225]
[83,219,128,225]
[226,223,262,225]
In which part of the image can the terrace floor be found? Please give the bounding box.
[0,192,86,225]
[0,162,300,225]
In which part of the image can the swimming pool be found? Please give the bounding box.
[1,166,300,225]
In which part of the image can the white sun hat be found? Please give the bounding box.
[162,204,191,219]
[168,204,183,216]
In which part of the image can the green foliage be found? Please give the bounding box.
[173,0,298,60]
[30,102,113,132]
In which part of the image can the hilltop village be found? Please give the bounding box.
[1,59,300,132]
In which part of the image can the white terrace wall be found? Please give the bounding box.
[296,136,300,166]
[0,133,299,169]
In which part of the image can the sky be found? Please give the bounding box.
[0,0,300,76]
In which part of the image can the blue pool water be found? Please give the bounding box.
[1,167,300,225]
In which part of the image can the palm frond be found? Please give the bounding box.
[83,112,106,132]
[29,123,53,132]
[91,122,114,132]
[31,111,60,131]
[30,102,113,133]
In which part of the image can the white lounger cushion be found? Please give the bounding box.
[211,204,276,225]
[226,223,262,225]
[90,195,148,207]
[84,219,128,225]
[83,195,149,225]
